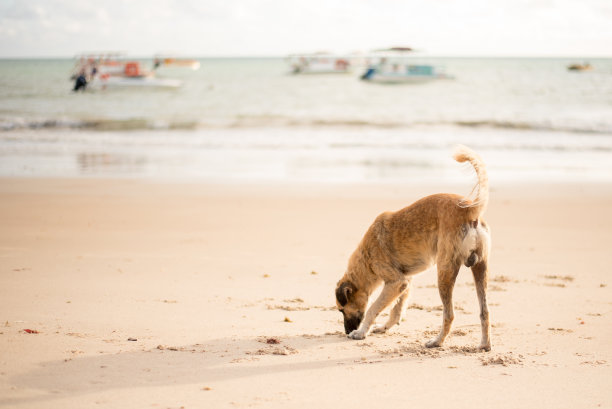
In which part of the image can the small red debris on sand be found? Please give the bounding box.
[23,329,39,334]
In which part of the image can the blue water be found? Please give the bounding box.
[1,57,611,183]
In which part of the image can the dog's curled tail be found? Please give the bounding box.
[453,145,489,215]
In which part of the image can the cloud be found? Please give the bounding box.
[0,0,610,57]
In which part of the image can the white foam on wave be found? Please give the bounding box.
[1,125,612,184]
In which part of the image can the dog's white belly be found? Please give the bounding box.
[461,225,491,260]
[461,228,479,257]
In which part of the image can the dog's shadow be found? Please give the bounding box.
[2,332,351,407]
[4,330,489,407]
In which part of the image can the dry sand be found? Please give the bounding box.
[0,178,611,408]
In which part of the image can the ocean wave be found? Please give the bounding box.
[0,117,198,132]
[2,116,612,135]
[449,120,612,135]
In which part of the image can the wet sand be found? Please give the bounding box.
[0,178,611,408]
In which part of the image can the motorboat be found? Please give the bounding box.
[360,47,453,84]
[567,62,593,71]
[71,53,184,91]
[361,63,452,83]
[153,55,201,70]
[93,72,183,89]
[287,53,351,74]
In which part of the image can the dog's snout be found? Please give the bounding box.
[343,313,363,334]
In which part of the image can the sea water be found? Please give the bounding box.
[1,57,611,183]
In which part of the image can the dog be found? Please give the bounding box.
[335,145,491,351]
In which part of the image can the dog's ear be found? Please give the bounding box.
[335,281,356,306]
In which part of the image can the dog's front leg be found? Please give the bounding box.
[372,279,411,334]
[348,280,408,340]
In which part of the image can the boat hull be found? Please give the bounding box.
[363,74,446,83]
[292,68,351,74]
[91,76,182,89]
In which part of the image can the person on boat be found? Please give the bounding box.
[73,69,88,92]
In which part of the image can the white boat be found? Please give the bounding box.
[92,74,182,89]
[287,53,351,74]
[567,62,593,72]
[153,55,201,70]
[71,53,184,91]
[360,47,453,84]
[361,63,452,83]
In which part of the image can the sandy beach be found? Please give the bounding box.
[0,177,611,409]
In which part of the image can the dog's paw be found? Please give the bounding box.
[478,342,491,352]
[371,324,388,334]
[348,329,367,340]
[425,338,442,348]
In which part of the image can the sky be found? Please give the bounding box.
[0,0,611,58]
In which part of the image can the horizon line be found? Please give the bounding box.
[0,53,611,60]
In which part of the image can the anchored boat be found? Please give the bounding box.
[361,63,452,83]
[287,53,352,74]
[71,53,188,91]
[153,55,201,70]
[567,62,593,72]
[360,47,453,84]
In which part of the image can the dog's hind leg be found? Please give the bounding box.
[426,263,460,348]
[471,261,491,351]
[348,279,408,340]
[371,279,411,334]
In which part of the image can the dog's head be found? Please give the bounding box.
[335,280,367,334]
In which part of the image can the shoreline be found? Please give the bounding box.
[1,177,611,408]
[2,125,612,185]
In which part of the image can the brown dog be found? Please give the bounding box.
[335,145,491,351]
